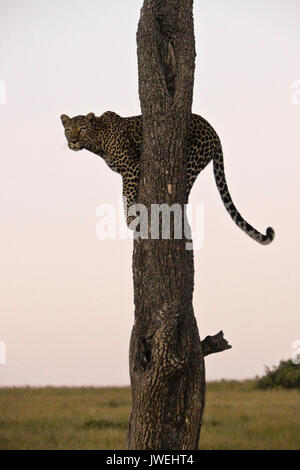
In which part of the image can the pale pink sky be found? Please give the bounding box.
[0,0,299,386]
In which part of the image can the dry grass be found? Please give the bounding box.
[0,381,299,450]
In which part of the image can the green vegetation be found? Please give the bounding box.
[256,360,300,390]
[0,381,299,450]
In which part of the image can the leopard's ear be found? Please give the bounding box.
[60,114,70,126]
[86,112,95,122]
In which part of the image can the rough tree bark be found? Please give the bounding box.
[127,0,202,450]
[127,0,230,450]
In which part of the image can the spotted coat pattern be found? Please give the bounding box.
[61,111,274,245]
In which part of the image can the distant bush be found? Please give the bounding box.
[256,360,300,390]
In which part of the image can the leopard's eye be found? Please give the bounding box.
[80,127,86,132]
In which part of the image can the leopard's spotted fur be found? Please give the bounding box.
[61,111,274,245]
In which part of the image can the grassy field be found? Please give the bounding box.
[0,380,299,450]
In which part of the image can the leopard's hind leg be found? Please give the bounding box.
[121,162,140,227]
[186,151,213,196]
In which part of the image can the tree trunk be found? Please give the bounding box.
[127,0,205,450]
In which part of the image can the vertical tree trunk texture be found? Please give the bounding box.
[127,0,205,450]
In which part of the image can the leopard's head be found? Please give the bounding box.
[61,112,97,152]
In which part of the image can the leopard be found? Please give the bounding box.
[61,111,274,245]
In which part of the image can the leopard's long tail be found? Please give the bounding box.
[213,145,275,245]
